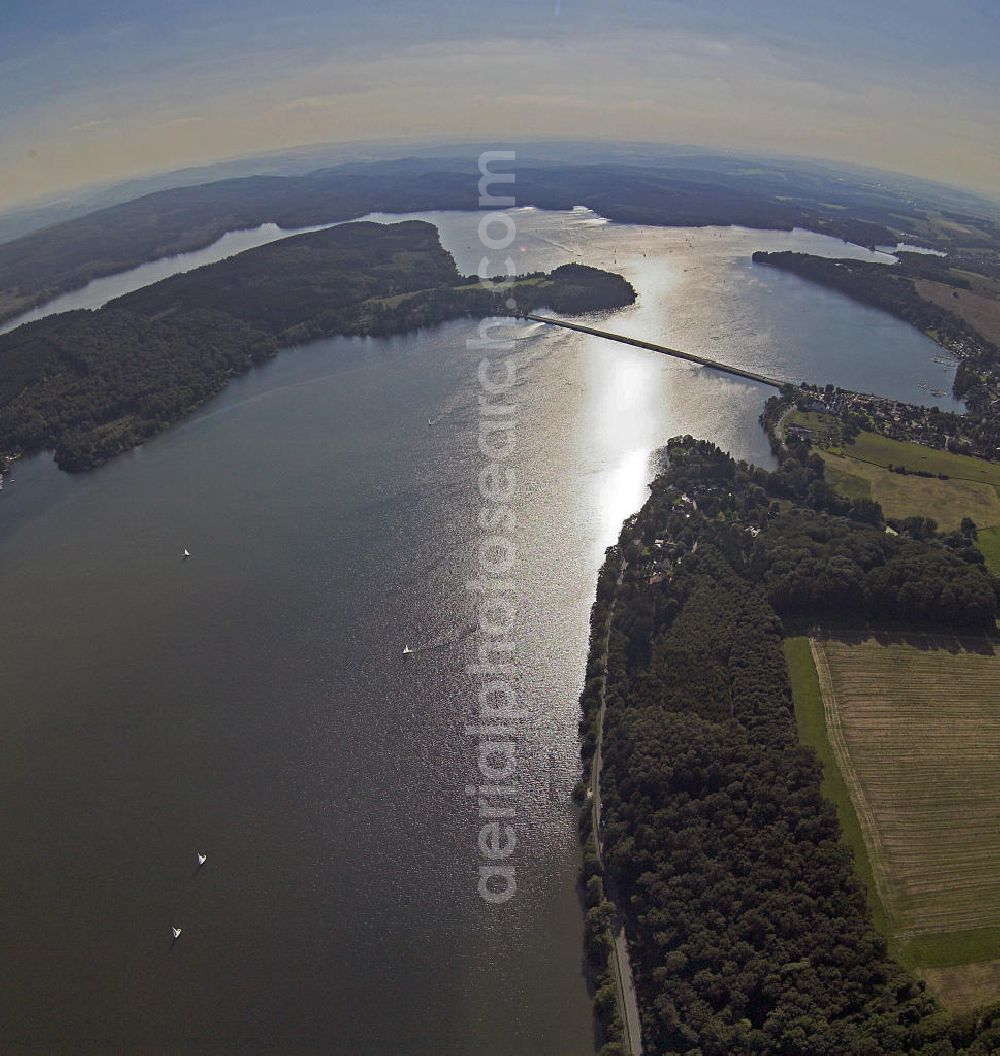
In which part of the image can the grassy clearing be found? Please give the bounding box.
[783,638,888,936]
[820,451,1000,531]
[821,459,873,503]
[953,271,1000,300]
[848,430,1000,487]
[792,410,1000,530]
[0,290,32,318]
[365,274,552,310]
[921,960,1000,1014]
[976,526,1000,574]
[787,409,853,446]
[794,409,1000,486]
[808,632,1000,1008]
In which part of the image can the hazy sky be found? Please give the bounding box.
[1,0,998,209]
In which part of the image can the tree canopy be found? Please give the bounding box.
[581,439,1000,1054]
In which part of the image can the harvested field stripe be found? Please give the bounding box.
[809,638,898,933]
[904,926,1000,968]
[809,632,1000,961]
[782,637,889,937]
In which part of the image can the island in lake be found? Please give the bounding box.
[0,219,634,472]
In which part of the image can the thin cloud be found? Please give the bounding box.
[157,116,208,128]
[71,118,110,133]
[272,96,341,114]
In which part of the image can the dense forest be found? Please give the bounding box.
[8,151,987,324]
[579,438,1000,1054]
[0,223,634,471]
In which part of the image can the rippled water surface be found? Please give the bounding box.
[0,210,960,1053]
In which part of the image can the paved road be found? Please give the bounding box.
[590,558,643,1056]
[524,313,786,390]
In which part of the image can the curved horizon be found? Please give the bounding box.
[1,0,998,211]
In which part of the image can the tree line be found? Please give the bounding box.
[579,438,1000,1054]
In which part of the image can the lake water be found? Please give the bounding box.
[0,221,338,335]
[0,210,961,1054]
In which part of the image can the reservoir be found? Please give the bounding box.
[0,221,338,335]
[0,211,960,1053]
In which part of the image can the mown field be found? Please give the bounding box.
[915,277,1000,346]
[976,525,1000,574]
[788,410,1000,533]
[820,450,1000,531]
[783,638,887,934]
[797,632,1000,1009]
[923,960,1000,1014]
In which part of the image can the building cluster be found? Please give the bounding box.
[796,388,959,451]
[636,489,763,588]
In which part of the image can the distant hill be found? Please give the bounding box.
[8,151,998,326]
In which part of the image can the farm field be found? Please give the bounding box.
[788,408,1000,486]
[915,277,1000,346]
[787,410,1000,531]
[784,638,886,933]
[798,632,1000,1009]
[819,450,1000,531]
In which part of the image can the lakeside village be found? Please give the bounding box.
[763,285,1000,464]
[768,380,1000,463]
[632,354,1000,591]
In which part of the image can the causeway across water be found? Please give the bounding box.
[523,313,787,389]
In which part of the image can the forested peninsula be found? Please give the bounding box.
[579,438,1000,1054]
[0,220,634,472]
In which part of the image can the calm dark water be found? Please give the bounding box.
[0,212,960,1054]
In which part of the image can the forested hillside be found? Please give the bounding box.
[580,438,1000,1054]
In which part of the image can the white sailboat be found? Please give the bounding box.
[172,927,182,940]
[402,645,413,655]
[182,548,191,559]
[197,853,207,867]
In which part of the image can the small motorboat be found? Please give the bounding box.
[197,853,207,867]
[172,927,182,940]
